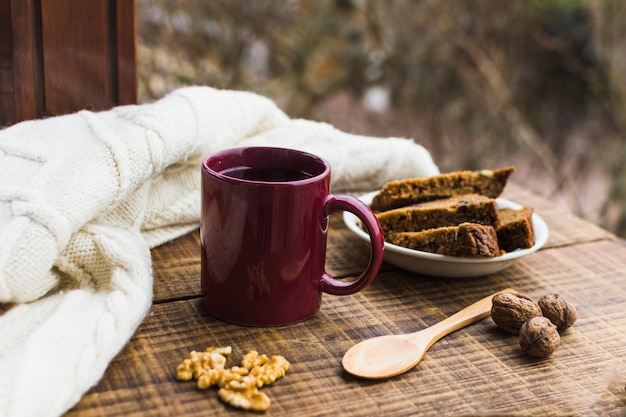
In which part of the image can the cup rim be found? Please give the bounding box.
[202,146,331,185]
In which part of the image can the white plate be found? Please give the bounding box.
[343,191,549,278]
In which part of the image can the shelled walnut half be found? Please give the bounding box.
[175,346,290,412]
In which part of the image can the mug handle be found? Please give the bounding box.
[319,194,385,295]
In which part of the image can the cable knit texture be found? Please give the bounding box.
[0,86,439,417]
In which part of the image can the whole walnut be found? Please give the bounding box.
[519,316,560,357]
[491,291,543,335]
[537,294,577,331]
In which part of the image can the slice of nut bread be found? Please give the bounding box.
[496,207,536,252]
[376,194,499,235]
[371,166,515,212]
[387,223,502,257]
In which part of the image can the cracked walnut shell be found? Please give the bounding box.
[491,291,543,335]
[538,294,577,331]
[519,316,561,357]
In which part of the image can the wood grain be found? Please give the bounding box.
[0,0,44,125]
[0,0,136,126]
[66,185,626,416]
[68,240,626,416]
[150,184,615,302]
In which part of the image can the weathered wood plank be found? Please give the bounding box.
[70,240,626,416]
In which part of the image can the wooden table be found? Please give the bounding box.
[65,183,626,416]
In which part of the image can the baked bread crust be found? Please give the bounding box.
[387,223,502,257]
[370,165,536,257]
[376,194,499,234]
[371,166,515,212]
[497,207,536,252]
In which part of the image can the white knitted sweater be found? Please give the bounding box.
[0,86,439,417]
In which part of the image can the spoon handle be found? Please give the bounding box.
[409,288,515,348]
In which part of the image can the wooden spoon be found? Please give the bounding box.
[342,288,514,379]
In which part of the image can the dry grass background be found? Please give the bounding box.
[136,0,626,238]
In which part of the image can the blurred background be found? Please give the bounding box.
[136,0,626,238]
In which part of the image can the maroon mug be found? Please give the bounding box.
[200,146,384,326]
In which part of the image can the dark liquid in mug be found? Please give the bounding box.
[222,166,315,182]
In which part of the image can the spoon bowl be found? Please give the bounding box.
[342,289,515,379]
